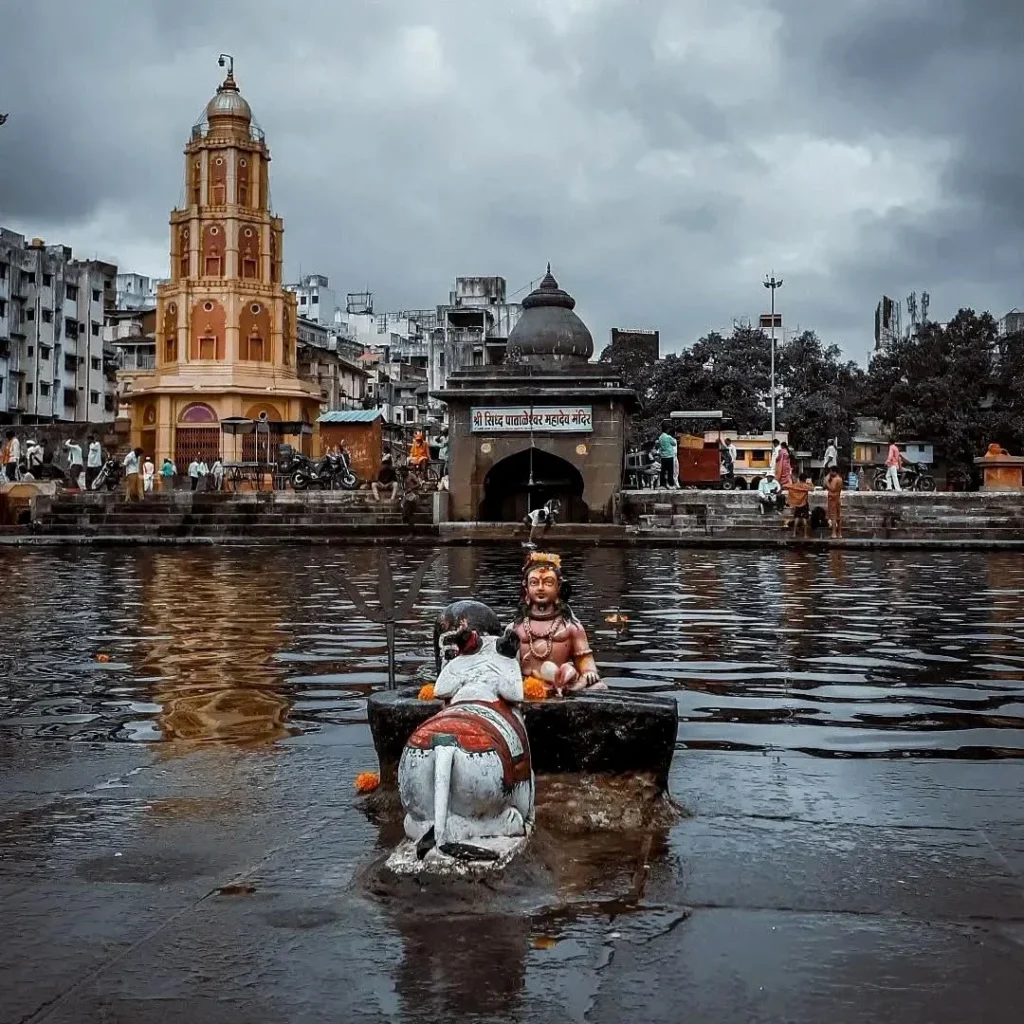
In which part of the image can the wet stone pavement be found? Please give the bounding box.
[2,547,1024,1022]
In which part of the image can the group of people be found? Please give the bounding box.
[372,429,449,502]
[2,431,107,488]
[118,450,224,501]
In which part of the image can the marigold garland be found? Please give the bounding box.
[524,676,548,701]
[354,772,380,794]
[417,683,436,700]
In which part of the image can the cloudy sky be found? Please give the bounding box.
[2,0,1021,361]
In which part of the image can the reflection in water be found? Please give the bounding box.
[137,552,291,747]
[2,547,1024,758]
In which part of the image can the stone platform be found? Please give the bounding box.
[367,688,678,791]
[622,488,1024,540]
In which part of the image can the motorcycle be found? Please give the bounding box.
[91,458,123,491]
[289,449,358,491]
[872,461,936,492]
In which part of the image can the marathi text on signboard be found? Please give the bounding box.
[470,406,594,433]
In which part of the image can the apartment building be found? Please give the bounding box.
[0,229,117,424]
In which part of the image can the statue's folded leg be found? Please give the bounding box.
[443,807,527,842]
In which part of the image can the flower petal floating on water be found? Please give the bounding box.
[95,653,111,663]
[354,772,380,794]
[417,683,436,701]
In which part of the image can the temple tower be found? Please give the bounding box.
[126,61,320,465]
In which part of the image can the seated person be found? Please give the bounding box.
[784,474,815,537]
[401,462,423,526]
[757,470,782,514]
[408,431,430,470]
[371,454,398,501]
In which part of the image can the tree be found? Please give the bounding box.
[639,326,772,438]
[777,330,864,458]
[861,309,998,486]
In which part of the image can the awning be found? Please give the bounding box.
[220,417,256,435]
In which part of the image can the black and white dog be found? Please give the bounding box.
[523,498,561,548]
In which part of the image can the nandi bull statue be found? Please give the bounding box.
[389,601,535,876]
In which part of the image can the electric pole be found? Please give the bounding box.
[763,273,783,439]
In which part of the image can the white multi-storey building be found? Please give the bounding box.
[114,272,158,311]
[0,229,117,424]
[286,273,340,327]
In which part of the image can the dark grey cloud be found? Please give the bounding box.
[1,0,1022,359]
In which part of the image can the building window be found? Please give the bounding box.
[312,294,319,304]
[42,273,52,287]
[24,308,34,321]
[40,382,50,397]
[27,346,34,357]
[91,357,100,370]
[90,390,99,405]
[92,289,100,302]
[165,336,177,362]
[242,335,265,361]
[212,183,225,205]
[42,309,52,323]
[0,263,7,279]
[199,336,216,360]
[40,345,51,359]
[66,285,78,300]
[26,382,33,396]
[204,256,222,277]
[0,298,5,316]
[91,322,99,336]
[25,271,36,285]
[242,256,257,279]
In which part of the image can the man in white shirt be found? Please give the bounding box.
[188,458,201,491]
[26,440,44,477]
[65,439,85,489]
[3,431,21,482]
[768,438,780,475]
[86,435,103,490]
[820,438,838,485]
[123,447,142,502]
[757,469,782,515]
[211,458,224,491]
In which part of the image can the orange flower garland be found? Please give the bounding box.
[417,683,437,700]
[354,772,380,794]
[523,676,548,701]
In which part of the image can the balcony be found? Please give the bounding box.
[117,351,156,371]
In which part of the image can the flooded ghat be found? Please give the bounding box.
[2,547,1024,1022]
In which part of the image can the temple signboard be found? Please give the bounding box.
[470,406,593,433]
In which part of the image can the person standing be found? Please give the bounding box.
[657,421,677,489]
[197,455,210,490]
[26,440,44,478]
[3,431,21,482]
[824,466,844,538]
[123,447,142,503]
[160,457,177,492]
[142,456,155,494]
[64,439,84,489]
[885,440,904,492]
[820,438,838,485]
[775,441,793,487]
[211,457,224,492]
[188,457,201,491]
[768,438,780,476]
[86,435,103,490]
[784,473,814,538]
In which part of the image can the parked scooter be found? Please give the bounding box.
[872,461,937,492]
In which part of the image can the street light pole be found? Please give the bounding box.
[763,273,783,439]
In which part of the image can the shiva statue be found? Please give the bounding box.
[512,551,607,694]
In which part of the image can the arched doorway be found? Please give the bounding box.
[479,447,588,522]
[174,402,220,468]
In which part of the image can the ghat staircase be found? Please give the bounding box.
[27,490,436,543]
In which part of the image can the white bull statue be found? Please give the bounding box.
[395,610,535,870]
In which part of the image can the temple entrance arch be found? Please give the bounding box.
[479,447,588,523]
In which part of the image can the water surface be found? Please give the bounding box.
[3,547,1023,758]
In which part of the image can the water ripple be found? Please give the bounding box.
[0,547,1022,758]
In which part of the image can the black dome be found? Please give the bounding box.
[506,266,593,363]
